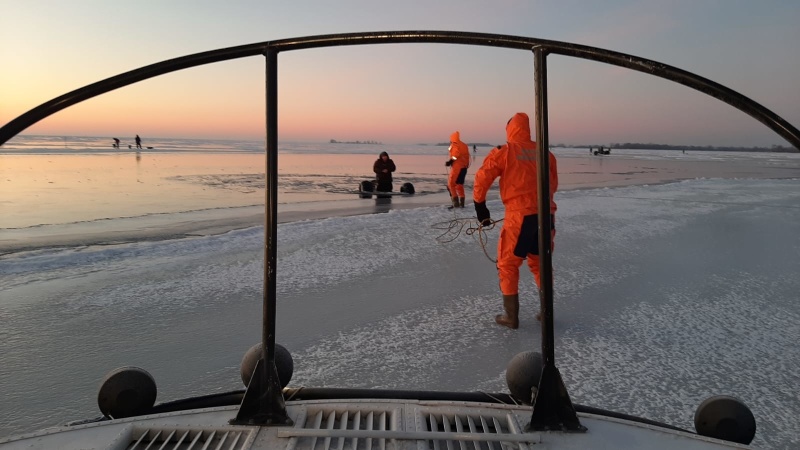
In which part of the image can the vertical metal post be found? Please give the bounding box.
[263,48,280,401]
[528,47,584,432]
[534,51,555,367]
[232,47,291,425]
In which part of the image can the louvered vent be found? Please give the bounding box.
[126,426,255,450]
[286,407,397,450]
[421,412,533,450]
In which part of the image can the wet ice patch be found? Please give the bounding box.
[168,173,451,196]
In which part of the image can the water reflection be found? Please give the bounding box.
[373,195,391,213]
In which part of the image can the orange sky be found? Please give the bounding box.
[2,1,799,147]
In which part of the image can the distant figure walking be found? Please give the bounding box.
[135,135,142,149]
[113,138,120,148]
[473,144,477,153]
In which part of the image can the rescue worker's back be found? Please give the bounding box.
[472,112,558,329]
[473,114,557,215]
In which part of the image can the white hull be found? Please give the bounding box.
[0,399,751,450]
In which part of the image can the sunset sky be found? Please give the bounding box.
[2,0,799,147]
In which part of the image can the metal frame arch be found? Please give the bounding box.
[1,30,798,149]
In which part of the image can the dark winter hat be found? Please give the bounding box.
[379,151,389,157]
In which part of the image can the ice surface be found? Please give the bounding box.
[1,178,799,448]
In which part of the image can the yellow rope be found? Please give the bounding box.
[431,216,503,263]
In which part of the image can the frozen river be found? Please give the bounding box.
[2,175,799,448]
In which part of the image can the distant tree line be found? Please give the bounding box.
[435,142,492,146]
[330,139,382,144]
[438,141,796,153]
[592,143,796,153]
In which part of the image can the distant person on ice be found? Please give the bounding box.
[373,151,396,192]
[472,112,559,329]
[445,131,470,208]
[135,134,142,149]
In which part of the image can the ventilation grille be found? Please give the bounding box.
[278,407,536,450]
[127,426,255,450]
[421,412,533,450]
[285,407,397,450]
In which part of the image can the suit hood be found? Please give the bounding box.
[506,112,532,143]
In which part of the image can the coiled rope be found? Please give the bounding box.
[431,216,504,263]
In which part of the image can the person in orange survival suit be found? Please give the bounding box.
[472,112,558,329]
[445,131,471,208]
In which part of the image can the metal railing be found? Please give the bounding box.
[3,30,798,432]
[2,31,799,148]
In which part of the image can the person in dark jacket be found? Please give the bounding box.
[373,151,396,192]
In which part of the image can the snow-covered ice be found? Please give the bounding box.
[2,177,799,448]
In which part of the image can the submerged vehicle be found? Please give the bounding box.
[1,31,799,449]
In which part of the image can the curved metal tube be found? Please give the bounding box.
[4,30,791,433]
[1,30,799,148]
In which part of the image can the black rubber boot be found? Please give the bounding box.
[495,294,519,329]
[458,197,465,208]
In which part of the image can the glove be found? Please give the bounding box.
[445,159,453,167]
[474,201,491,226]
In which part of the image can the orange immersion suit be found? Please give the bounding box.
[447,131,471,203]
[472,113,558,295]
